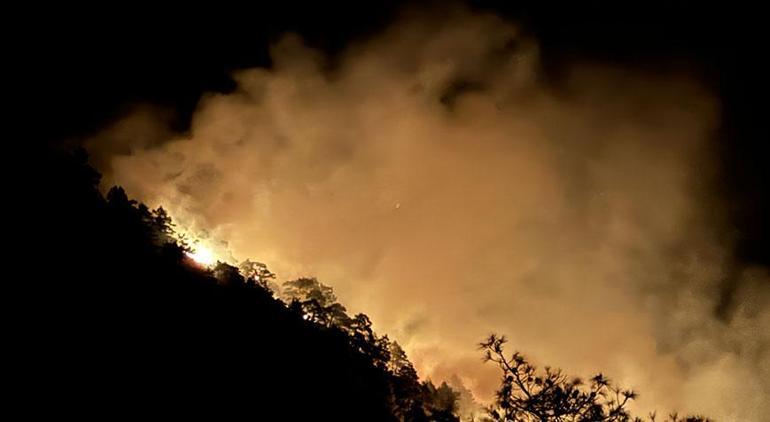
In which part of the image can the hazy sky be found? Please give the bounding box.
[89,8,768,420]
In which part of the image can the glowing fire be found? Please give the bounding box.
[186,245,216,266]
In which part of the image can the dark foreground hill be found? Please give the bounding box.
[17,149,458,421]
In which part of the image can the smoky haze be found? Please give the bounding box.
[88,8,769,420]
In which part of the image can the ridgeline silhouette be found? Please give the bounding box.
[26,148,459,421]
[20,149,713,421]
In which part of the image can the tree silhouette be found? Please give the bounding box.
[388,341,424,418]
[480,335,712,422]
[422,381,461,421]
[282,277,352,327]
[239,259,277,290]
[280,277,460,421]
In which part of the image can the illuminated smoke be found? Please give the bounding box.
[88,8,769,420]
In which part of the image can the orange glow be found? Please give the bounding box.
[186,245,216,266]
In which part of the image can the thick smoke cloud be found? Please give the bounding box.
[88,8,768,420]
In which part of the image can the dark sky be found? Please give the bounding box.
[25,1,768,265]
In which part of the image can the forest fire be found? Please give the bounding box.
[185,245,217,266]
[27,2,768,420]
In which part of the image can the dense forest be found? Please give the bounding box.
[17,149,711,421]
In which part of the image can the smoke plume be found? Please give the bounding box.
[88,7,769,420]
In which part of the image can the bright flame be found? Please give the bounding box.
[186,245,216,266]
